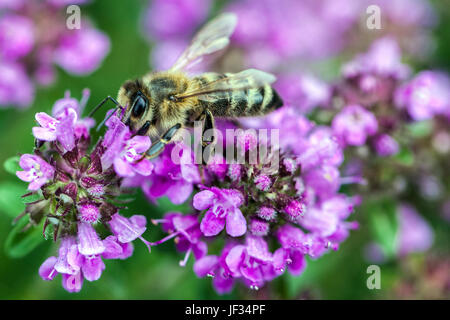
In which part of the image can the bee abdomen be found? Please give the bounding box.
[195,73,283,117]
[243,84,283,116]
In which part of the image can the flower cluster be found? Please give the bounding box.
[297,36,447,259]
[148,126,358,293]
[0,1,109,108]
[16,91,153,292]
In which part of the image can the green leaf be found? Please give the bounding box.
[3,156,21,175]
[21,192,42,204]
[406,120,433,138]
[156,196,191,215]
[394,147,414,166]
[4,215,44,258]
[0,182,26,218]
[365,198,398,258]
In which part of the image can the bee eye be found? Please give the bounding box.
[132,93,148,118]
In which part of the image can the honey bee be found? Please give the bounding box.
[90,13,283,159]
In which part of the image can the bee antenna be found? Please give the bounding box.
[95,109,117,132]
[88,95,122,117]
[87,96,123,132]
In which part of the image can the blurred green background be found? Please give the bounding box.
[0,0,449,299]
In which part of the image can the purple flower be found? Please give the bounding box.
[224,236,279,289]
[303,165,341,200]
[257,206,277,221]
[0,14,34,60]
[254,174,271,191]
[54,26,110,75]
[240,106,314,156]
[102,236,134,260]
[32,109,77,153]
[39,231,132,292]
[144,0,211,40]
[17,91,157,293]
[299,196,357,240]
[395,71,450,121]
[342,37,410,80]
[47,0,90,7]
[108,213,151,252]
[16,154,54,190]
[78,203,100,223]
[0,60,34,108]
[275,73,330,113]
[275,225,308,275]
[194,244,235,294]
[39,256,58,281]
[227,163,242,181]
[31,90,93,153]
[206,155,228,180]
[151,212,207,266]
[284,199,305,222]
[228,0,360,63]
[101,116,153,178]
[77,222,105,256]
[249,219,270,236]
[332,104,378,146]
[397,204,434,256]
[236,130,258,152]
[143,143,200,205]
[0,0,25,10]
[150,39,187,70]
[193,187,246,237]
[0,3,109,109]
[372,134,399,157]
[115,136,153,177]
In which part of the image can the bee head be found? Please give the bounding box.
[118,80,154,133]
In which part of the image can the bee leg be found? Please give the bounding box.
[139,123,182,160]
[201,109,217,165]
[202,109,216,147]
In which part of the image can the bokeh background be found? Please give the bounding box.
[0,0,449,299]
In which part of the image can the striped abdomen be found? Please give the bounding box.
[194,73,283,117]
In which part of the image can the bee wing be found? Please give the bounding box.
[169,13,238,72]
[175,69,276,102]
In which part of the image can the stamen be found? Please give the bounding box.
[340,176,367,185]
[179,247,192,267]
[151,219,169,225]
[150,231,180,246]
[139,236,152,253]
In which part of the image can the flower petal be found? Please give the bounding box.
[114,157,134,177]
[132,159,153,176]
[35,112,56,127]
[39,256,58,281]
[225,208,247,237]
[81,256,105,281]
[288,250,306,276]
[193,190,216,210]
[62,272,83,293]
[32,127,57,141]
[109,213,146,243]
[167,180,193,205]
[200,209,225,237]
[128,135,151,153]
[225,245,245,274]
[193,255,219,277]
[102,236,123,259]
[77,222,105,256]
